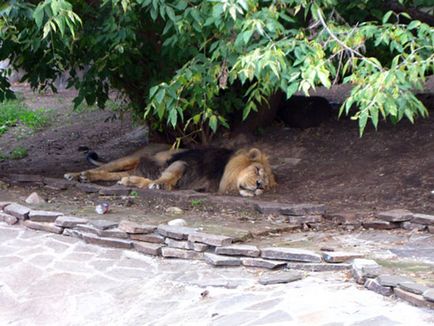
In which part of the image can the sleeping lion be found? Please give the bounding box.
[64,144,276,197]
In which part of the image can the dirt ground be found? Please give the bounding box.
[0,85,433,214]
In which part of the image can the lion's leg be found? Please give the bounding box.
[149,161,187,190]
[81,171,133,182]
[118,176,153,188]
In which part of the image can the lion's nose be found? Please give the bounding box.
[256,181,263,189]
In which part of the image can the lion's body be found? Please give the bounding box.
[64,144,276,197]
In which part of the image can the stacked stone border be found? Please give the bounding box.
[1,200,433,309]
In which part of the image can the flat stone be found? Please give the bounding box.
[261,247,322,263]
[130,233,165,244]
[204,253,241,267]
[165,238,191,250]
[394,288,434,309]
[62,228,83,239]
[0,201,11,210]
[28,210,63,223]
[412,213,434,225]
[0,212,18,225]
[157,224,197,240]
[25,192,46,205]
[7,173,44,184]
[167,218,187,226]
[82,233,132,249]
[89,219,118,230]
[364,278,394,296]
[322,251,364,263]
[55,215,88,228]
[98,185,132,196]
[377,275,412,288]
[362,220,400,230]
[288,215,323,224]
[133,241,164,256]
[3,203,30,220]
[75,183,102,193]
[287,262,351,272]
[258,270,303,285]
[161,247,203,260]
[423,289,434,302]
[215,245,260,257]
[43,177,71,190]
[188,241,209,252]
[352,259,382,284]
[401,222,427,231]
[241,258,287,270]
[188,232,232,247]
[23,220,63,234]
[376,209,413,222]
[254,202,325,216]
[398,282,429,295]
[118,220,156,234]
[166,207,184,215]
[97,228,129,239]
[429,226,434,234]
[74,224,99,235]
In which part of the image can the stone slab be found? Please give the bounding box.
[0,201,11,210]
[241,258,287,270]
[98,185,132,196]
[258,271,303,285]
[62,228,83,239]
[376,209,413,222]
[188,232,232,247]
[130,233,165,244]
[82,233,132,249]
[43,177,71,190]
[188,241,209,252]
[0,212,18,225]
[423,289,434,302]
[55,215,88,228]
[23,220,63,234]
[3,203,30,220]
[362,220,400,230]
[75,183,102,193]
[288,215,322,224]
[364,279,394,296]
[394,288,434,309]
[429,226,434,234]
[165,238,191,250]
[377,275,412,288]
[398,282,429,295]
[28,210,63,223]
[215,245,260,257]
[97,228,129,239]
[204,253,241,267]
[261,247,322,263]
[161,247,203,260]
[352,259,382,284]
[133,242,164,256]
[322,251,364,263]
[89,220,118,230]
[401,222,427,231]
[157,224,197,240]
[287,262,351,272]
[118,220,156,234]
[254,202,325,216]
[74,224,100,235]
[412,213,434,226]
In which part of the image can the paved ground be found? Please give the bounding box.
[1,223,433,325]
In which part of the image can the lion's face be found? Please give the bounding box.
[237,162,271,197]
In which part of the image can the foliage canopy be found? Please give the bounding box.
[1,0,433,142]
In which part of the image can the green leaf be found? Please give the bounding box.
[382,11,393,24]
[33,5,45,29]
[209,115,218,132]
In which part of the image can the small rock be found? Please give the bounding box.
[261,247,322,263]
[167,218,187,227]
[75,183,102,193]
[0,212,18,225]
[161,247,203,260]
[398,282,429,295]
[133,242,165,256]
[322,251,364,263]
[166,207,184,215]
[412,213,434,226]
[55,215,88,228]
[394,288,434,309]
[376,209,413,222]
[62,229,83,239]
[352,259,382,284]
[43,177,70,190]
[215,244,260,257]
[204,253,241,267]
[362,220,400,230]
[188,232,232,247]
[157,224,197,240]
[3,203,30,220]
[25,192,46,205]
[401,222,427,231]
[82,232,132,249]
[23,220,63,234]
[423,289,434,302]
[364,278,394,296]
[258,271,303,285]
[241,258,287,270]
[287,262,351,272]
[118,220,156,234]
[130,233,165,244]
[88,220,118,230]
[28,210,63,223]
[377,275,412,288]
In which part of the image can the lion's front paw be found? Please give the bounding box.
[79,172,90,183]
[118,177,130,186]
[64,173,80,181]
[148,182,163,190]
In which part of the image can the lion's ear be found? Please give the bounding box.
[248,148,262,161]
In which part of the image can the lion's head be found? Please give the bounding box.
[219,148,276,197]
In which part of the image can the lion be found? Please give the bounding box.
[64,144,276,197]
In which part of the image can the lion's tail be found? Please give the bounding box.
[86,151,106,166]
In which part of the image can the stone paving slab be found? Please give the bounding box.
[3,203,30,220]
[215,245,260,257]
[28,210,63,223]
[55,215,88,228]
[261,247,322,263]
[1,224,434,325]
[23,220,63,234]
